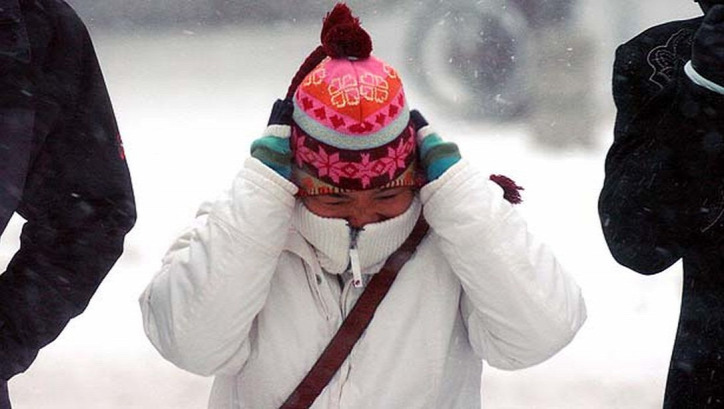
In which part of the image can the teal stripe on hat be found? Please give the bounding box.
[292,91,410,151]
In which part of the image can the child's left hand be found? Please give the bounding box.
[410,109,461,182]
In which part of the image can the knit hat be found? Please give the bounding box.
[286,3,418,196]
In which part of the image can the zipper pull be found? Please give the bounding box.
[350,247,363,288]
[349,227,363,288]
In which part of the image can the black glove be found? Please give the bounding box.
[266,98,294,126]
[409,109,429,131]
[692,5,724,85]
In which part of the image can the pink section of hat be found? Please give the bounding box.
[293,56,407,140]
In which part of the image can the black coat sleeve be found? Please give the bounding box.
[599,41,724,275]
[0,0,136,380]
[0,0,34,231]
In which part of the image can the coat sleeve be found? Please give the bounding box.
[140,158,298,377]
[0,0,34,232]
[420,160,586,370]
[0,0,136,380]
[599,42,724,275]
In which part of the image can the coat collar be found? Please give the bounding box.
[291,197,422,275]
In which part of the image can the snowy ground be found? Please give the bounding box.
[0,1,705,408]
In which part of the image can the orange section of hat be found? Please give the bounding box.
[299,56,404,125]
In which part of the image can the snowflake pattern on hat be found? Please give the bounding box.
[292,123,416,191]
[291,55,415,195]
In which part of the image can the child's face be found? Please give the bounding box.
[302,186,415,229]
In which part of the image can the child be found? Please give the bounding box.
[141,4,586,408]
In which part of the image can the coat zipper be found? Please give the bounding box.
[336,228,367,404]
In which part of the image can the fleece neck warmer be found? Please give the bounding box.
[292,197,422,276]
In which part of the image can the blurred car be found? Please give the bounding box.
[404,0,596,147]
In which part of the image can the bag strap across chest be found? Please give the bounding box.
[280,215,430,409]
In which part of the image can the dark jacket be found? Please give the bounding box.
[0,0,136,381]
[600,16,724,408]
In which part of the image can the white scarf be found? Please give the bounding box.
[292,197,422,276]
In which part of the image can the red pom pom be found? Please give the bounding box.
[489,174,524,205]
[320,3,372,59]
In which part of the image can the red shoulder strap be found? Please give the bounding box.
[280,216,430,409]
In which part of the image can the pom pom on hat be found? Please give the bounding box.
[286,3,372,99]
[321,3,372,59]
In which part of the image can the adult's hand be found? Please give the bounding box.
[692,5,724,85]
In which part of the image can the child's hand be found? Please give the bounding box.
[410,110,461,182]
[250,99,294,179]
[693,5,724,85]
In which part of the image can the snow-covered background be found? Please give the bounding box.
[0,0,705,407]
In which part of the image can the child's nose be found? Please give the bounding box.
[347,209,381,229]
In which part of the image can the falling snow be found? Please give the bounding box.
[0,0,706,408]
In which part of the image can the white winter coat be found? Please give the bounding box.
[140,157,586,409]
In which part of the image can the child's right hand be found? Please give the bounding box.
[250,99,294,179]
[693,5,724,86]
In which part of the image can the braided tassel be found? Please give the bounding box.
[489,174,524,205]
